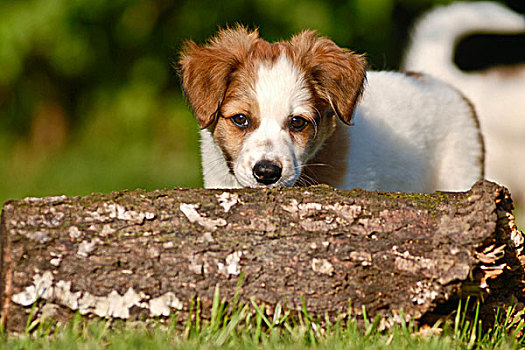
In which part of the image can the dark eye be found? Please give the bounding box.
[289,116,308,131]
[231,114,249,128]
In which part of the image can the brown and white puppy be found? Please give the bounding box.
[179,26,484,192]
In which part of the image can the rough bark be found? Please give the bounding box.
[1,180,524,333]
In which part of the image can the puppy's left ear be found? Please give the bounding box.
[178,26,258,129]
[291,31,367,125]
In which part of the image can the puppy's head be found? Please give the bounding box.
[179,26,366,187]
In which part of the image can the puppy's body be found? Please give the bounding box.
[180,28,484,192]
[402,1,525,219]
[200,71,483,192]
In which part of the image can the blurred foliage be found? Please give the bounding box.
[0,0,510,204]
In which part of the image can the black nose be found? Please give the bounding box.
[253,160,282,185]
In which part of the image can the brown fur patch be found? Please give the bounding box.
[250,40,288,63]
[286,114,319,151]
[288,30,367,125]
[178,26,259,128]
[212,117,244,172]
[402,70,426,81]
[214,98,261,170]
[298,119,350,187]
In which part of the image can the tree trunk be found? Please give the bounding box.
[1,180,524,333]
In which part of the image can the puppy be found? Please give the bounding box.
[179,27,484,193]
[402,1,525,221]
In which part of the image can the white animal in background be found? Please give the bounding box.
[179,27,484,193]
[402,1,525,224]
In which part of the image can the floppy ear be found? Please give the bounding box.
[291,31,367,125]
[178,26,259,129]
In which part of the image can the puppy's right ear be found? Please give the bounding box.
[291,31,366,125]
[178,27,258,129]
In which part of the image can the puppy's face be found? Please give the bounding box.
[215,54,335,187]
[179,27,366,187]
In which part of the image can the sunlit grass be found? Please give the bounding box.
[2,285,524,350]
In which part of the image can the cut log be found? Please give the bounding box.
[1,180,524,333]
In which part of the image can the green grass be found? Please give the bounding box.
[2,290,525,350]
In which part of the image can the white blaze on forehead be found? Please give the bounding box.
[233,54,313,188]
[255,54,312,123]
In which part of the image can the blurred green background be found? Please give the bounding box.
[0,0,516,205]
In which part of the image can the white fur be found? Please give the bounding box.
[234,55,313,188]
[402,1,525,221]
[200,129,240,188]
[201,57,484,193]
[345,71,482,192]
